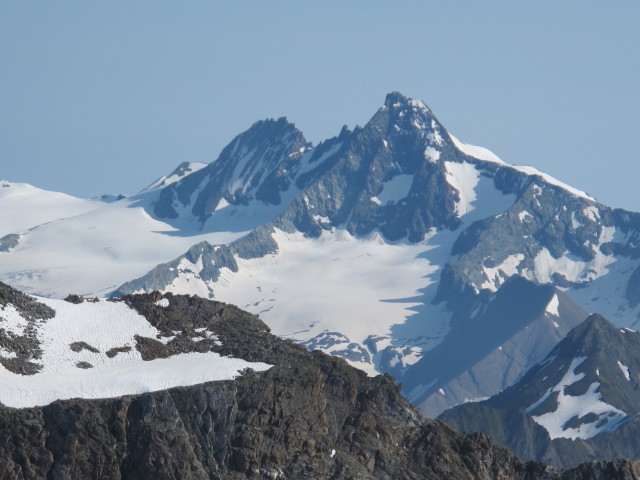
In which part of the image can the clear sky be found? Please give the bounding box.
[2,2,639,211]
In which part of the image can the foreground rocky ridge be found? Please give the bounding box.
[0,287,638,479]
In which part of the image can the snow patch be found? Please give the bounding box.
[313,215,331,225]
[215,197,230,212]
[154,298,170,308]
[617,361,631,381]
[427,121,444,146]
[583,206,600,222]
[518,210,533,222]
[528,357,627,439]
[546,294,560,317]
[424,146,440,163]
[480,254,525,291]
[443,161,480,217]
[529,245,616,285]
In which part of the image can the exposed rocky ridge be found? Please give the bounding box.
[440,314,640,468]
[0,282,55,374]
[116,243,239,297]
[0,286,638,479]
[0,233,20,252]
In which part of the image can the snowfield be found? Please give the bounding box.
[0,297,271,408]
[0,188,247,298]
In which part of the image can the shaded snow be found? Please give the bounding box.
[375,174,414,205]
[154,298,170,307]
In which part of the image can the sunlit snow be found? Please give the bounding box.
[480,254,525,291]
[528,357,627,440]
[546,294,560,317]
[0,298,271,408]
[443,161,480,216]
[617,361,631,381]
[448,134,595,201]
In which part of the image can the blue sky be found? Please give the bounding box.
[2,2,639,210]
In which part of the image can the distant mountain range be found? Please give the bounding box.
[3,92,640,425]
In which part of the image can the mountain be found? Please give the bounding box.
[440,313,640,468]
[1,281,639,479]
[112,92,640,414]
[4,92,640,417]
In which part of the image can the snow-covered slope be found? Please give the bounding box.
[0,283,270,408]
[0,190,246,297]
[0,180,99,238]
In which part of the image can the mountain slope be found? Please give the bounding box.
[403,276,589,417]
[440,313,640,468]
[0,282,638,479]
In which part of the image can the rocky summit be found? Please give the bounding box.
[0,282,638,479]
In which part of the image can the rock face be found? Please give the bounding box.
[0,285,636,479]
[440,314,640,469]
